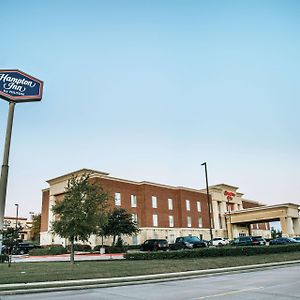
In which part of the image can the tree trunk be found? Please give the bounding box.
[112,235,116,246]
[8,248,12,268]
[70,239,75,264]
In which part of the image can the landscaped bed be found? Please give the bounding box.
[0,251,300,285]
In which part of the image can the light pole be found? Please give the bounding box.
[29,211,34,220]
[201,162,213,244]
[15,204,19,230]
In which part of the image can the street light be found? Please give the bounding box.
[201,162,213,244]
[15,203,19,229]
[29,211,34,220]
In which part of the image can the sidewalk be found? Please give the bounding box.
[11,253,124,263]
[1,260,300,295]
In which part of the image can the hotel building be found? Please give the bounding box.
[40,169,272,247]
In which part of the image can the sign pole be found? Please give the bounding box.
[0,102,16,253]
[0,69,43,254]
[201,162,213,245]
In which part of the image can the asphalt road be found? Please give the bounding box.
[2,264,300,299]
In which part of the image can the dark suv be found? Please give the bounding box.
[170,236,207,250]
[140,239,169,251]
[269,237,300,245]
[13,243,40,255]
[230,236,257,246]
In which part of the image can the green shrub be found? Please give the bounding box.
[0,254,8,263]
[29,245,67,256]
[125,245,141,250]
[66,244,92,252]
[93,245,109,252]
[93,245,125,253]
[124,244,300,260]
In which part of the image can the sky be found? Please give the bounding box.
[1,0,300,218]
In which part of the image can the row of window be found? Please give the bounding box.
[115,193,202,212]
[132,213,203,228]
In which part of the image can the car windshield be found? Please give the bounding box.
[184,236,201,242]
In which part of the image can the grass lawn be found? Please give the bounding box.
[1,252,300,284]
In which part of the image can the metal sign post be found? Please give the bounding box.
[0,70,43,253]
[201,162,213,245]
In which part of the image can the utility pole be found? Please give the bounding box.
[201,162,213,244]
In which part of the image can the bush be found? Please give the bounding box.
[29,245,67,256]
[124,244,300,260]
[66,244,92,252]
[125,245,141,250]
[93,245,109,252]
[0,254,8,263]
[93,245,125,253]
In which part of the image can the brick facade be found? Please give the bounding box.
[40,169,271,246]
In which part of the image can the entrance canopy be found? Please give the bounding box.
[225,203,300,238]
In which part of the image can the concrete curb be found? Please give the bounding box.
[1,260,300,295]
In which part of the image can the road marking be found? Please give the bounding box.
[195,286,264,299]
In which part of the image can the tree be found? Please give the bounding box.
[30,213,41,242]
[1,226,22,267]
[103,208,139,246]
[271,227,282,239]
[52,173,108,263]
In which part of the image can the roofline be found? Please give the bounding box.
[242,198,265,205]
[100,177,204,194]
[46,168,109,184]
[4,216,27,220]
[227,203,300,215]
[208,183,239,190]
[46,169,209,195]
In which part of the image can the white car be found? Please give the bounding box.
[211,237,229,246]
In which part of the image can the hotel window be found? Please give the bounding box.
[186,200,190,211]
[169,216,174,228]
[152,196,157,208]
[115,192,121,206]
[198,217,203,228]
[152,214,158,227]
[197,201,201,212]
[187,216,192,228]
[132,213,138,224]
[131,195,137,207]
[168,198,173,210]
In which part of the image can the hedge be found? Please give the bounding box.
[93,245,125,253]
[124,244,300,260]
[66,244,92,252]
[28,245,67,256]
[0,254,8,263]
[125,245,141,250]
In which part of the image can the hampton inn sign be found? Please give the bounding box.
[0,69,43,254]
[0,69,43,102]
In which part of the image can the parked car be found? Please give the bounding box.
[251,236,267,245]
[293,237,300,241]
[230,236,259,246]
[269,237,300,245]
[13,243,41,255]
[140,239,169,251]
[211,237,229,246]
[170,236,207,250]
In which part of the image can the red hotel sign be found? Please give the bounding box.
[224,191,235,201]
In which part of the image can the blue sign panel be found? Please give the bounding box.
[0,70,43,102]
